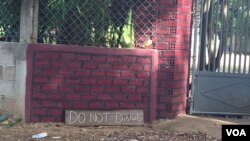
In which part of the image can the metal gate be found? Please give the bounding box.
[190,0,250,115]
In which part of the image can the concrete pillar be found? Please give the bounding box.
[14,0,39,119]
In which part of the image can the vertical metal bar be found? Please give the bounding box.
[223,0,228,73]
[247,0,250,74]
[213,0,219,72]
[233,1,240,73]
[238,1,244,74]
[198,0,205,71]
[243,0,248,74]
[218,0,225,72]
[192,0,200,71]
[207,0,214,71]
[228,0,233,73]
[202,0,210,71]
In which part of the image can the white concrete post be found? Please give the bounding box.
[14,0,39,120]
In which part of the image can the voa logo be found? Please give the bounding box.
[226,129,246,136]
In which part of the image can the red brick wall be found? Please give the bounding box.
[26,0,192,123]
[26,44,158,122]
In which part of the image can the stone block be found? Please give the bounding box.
[3,66,15,81]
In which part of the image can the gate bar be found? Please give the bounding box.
[222,0,228,73]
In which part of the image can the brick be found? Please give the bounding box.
[66,78,82,84]
[105,86,120,93]
[41,69,58,76]
[76,54,91,61]
[105,102,119,109]
[129,64,143,71]
[48,109,64,116]
[137,87,149,94]
[120,103,135,108]
[75,86,90,92]
[52,61,65,68]
[31,116,40,122]
[33,85,41,93]
[113,95,127,101]
[113,79,128,85]
[157,88,167,95]
[73,101,88,108]
[159,96,171,103]
[41,101,57,107]
[91,86,104,93]
[121,71,135,78]
[138,58,151,64]
[92,56,106,61]
[32,100,40,108]
[172,95,187,104]
[107,56,121,62]
[41,117,56,122]
[66,62,81,68]
[136,103,148,109]
[32,109,46,116]
[98,64,112,69]
[129,80,143,86]
[82,94,97,100]
[61,53,75,60]
[171,103,185,112]
[144,81,150,86]
[36,60,50,66]
[34,76,48,83]
[121,86,136,93]
[91,70,106,77]
[59,86,73,93]
[47,94,64,100]
[57,101,72,108]
[45,52,60,59]
[65,94,81,100]
[161,81,187,89]
[42,84,58,91]
[50,77,64,84]
[143,96,150,102]
[113,64,128,70]
[143,65,151,71]
[122,56,137,63]
[97,78,112,85]
[59,69,73,75]
[127,95,142,102]
[35,53,44,59]
[107,71,121,78]
[157,104,166,111]
[89,102,104,109]
[82,78,97,85]
[74,69,90,76]
[98,94,113,101]
[83,62,97,69]
[136,72,150,79]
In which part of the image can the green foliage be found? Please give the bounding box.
[38,0,135,48]
[0,0,21,41]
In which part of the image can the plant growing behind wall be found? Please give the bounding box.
[38,0,136,48]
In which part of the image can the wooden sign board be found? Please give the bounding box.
[65,110,144,126]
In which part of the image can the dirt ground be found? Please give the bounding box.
[1,114,248,141]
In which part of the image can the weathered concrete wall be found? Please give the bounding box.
[0,0,38,120]
[0,42,17,115]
